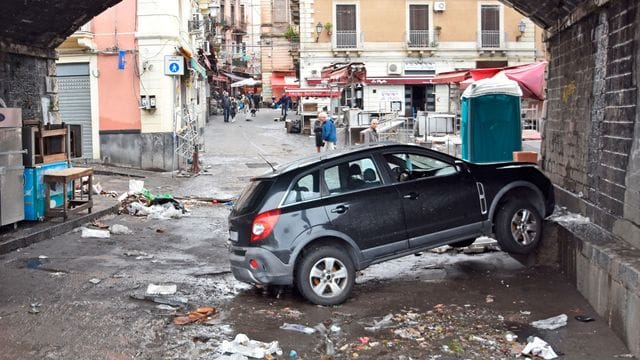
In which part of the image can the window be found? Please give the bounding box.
[324,157,381,195]
[480,5,500,48]
[408,4,429,47]
[384,153,456,182]
[273,0,288,23]
[230,4,235,25]
[283,172,321,205]
[336,4,357,48]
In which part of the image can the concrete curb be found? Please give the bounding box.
[0,202,120,255]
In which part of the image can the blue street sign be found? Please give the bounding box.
[164,55,185,76]
[169,63,179,73]
[118,50,126,70]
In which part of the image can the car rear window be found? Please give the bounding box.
[233,180,272,215]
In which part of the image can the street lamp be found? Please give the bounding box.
[518,20,527,33]
[315,22,323,42]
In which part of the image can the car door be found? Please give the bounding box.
[322,156,407,258]
[381,150,482,247]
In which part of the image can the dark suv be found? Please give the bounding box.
[228,143,554,305]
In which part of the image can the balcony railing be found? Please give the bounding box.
[406,30,438,48]
[334,30,363,49]
[478,30,501,48]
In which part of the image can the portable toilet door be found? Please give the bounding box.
[460,78,523,163]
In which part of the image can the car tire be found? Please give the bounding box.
[495,199,543,254]
[450,238,476,248]
[295,246,355,306]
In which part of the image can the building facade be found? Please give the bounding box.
[299,0,545,116]
[57,0,212,171]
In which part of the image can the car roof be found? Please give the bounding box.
[254,142,455,179]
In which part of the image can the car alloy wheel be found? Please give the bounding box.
[296,246,355,305]
[309,257,348,297]
[510,209,537,245]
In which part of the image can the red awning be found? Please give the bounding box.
[285,88,340,98]
[321,62,367,84]
[306,77,322,85]
[366,76,435,85]
[430,70,470,84]
[470,68,502,80]
[501,61,547,101]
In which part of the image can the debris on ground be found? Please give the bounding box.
[109,224,132,235]
[156,228,166,233]
[146,283,177,295]
[485,295,495,303]
[81,228,110,238]
[219,333,282,359]
[92,182,103,195]
[522,336,558,359]
[28,303,41,314]
[280,323,316,334]
[123,250,154,260]
[129,293,189,309]
[363,313,394,332]
[89,278,102,285]
[530,314,567,330]
[174,306,217,325]
[129,179,144,194]
[575,315,595,322]
[90,220,110,229]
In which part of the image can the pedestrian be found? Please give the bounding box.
[279,94,290,118]
[222,92,231,123]
[318,111,337,151]
[363,119,379,143]
[230,98,238,122]
[313,119,323,153]
[253,92,261,110]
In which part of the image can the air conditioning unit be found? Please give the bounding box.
[203,41,211,55]
[434,2,446,11]
[387,63,402,75]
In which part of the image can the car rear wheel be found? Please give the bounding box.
[295,246,355,306]
[495,199,542,254]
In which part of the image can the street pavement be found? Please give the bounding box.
[0,108,635,359]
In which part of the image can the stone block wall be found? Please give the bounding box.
[542,1,640,248]
[0,51,57,123]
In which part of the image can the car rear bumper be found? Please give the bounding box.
[229,245,294,285]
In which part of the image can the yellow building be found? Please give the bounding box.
[299,0,545,115]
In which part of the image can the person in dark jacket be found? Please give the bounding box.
[313,119,323,153]
[222,92,231,123]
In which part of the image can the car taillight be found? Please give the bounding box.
[250,209,281,242]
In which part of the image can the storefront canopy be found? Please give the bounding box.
[285,88,340,98]
[231,78,261,88]
[321,62,367,84]
[469,62,547,100]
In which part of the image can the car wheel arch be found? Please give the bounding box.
[290,234,363,278]
[488,181,546,224]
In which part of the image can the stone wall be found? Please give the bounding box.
[542,1,640,248]
[0,51,57,123]
[100,132,176,171]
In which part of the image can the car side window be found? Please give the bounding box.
[283,172,321,205]
[383,152,457,182]
[324,157,381,195]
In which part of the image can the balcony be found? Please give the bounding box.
[478,30,502,48]
[333,30,363,50]
[406,30,438,49]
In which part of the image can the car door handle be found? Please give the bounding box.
[330,205,349,214]
[403,192,419,200]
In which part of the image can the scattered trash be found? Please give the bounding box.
[289,350,297,359]
[280,307,303,318]
[156,228,166,233]
[129,179,144,194]
[38,255,48,260]
[330,324,341,334]
[485,295,495,303]
[147,284,177,295]
[136,255,154,260]
[81,228,110,238]
[520,310,532,316]
[522,336,558,359]
[29,303,41,314]
[174,306,216,325]
[156,304,176,311]
[129,293,189,308]
[504,331,518,342]
[359,337,369,345]
[280,323,316,334]
[90,220,110,229]
[530,314,567,330]
[88,278,101,285]
[430,245,450,254]
[394,327,422,340]
[364,313,394,332]
[92,183,103,195]
[110,224,132,235]
[614,354,636,358]
[575,315,595,322]
[219,334,282,359]
[124,250,149,257]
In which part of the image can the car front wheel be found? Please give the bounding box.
[296,246,355,306]
[495,199,542,254]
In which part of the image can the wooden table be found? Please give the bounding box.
[44,167,93,221]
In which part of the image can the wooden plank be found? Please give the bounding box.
[39,128,68,138]
[37,153,68,164]
[44,167,93,179]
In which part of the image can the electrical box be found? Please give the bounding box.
[149,95,157,109]
[140,96,149,109]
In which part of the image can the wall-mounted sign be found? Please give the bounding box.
[118,50,126,70]
[404,62,436,75]
[164,55,185,76]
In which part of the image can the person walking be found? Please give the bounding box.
[313,119,323,153]
[279,94,290,118]
[222,92,231,123]
[318,111,337,151]
[230,97,238,122]
[363,119,379,143]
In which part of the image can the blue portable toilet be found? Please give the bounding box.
[460,78,523,163]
